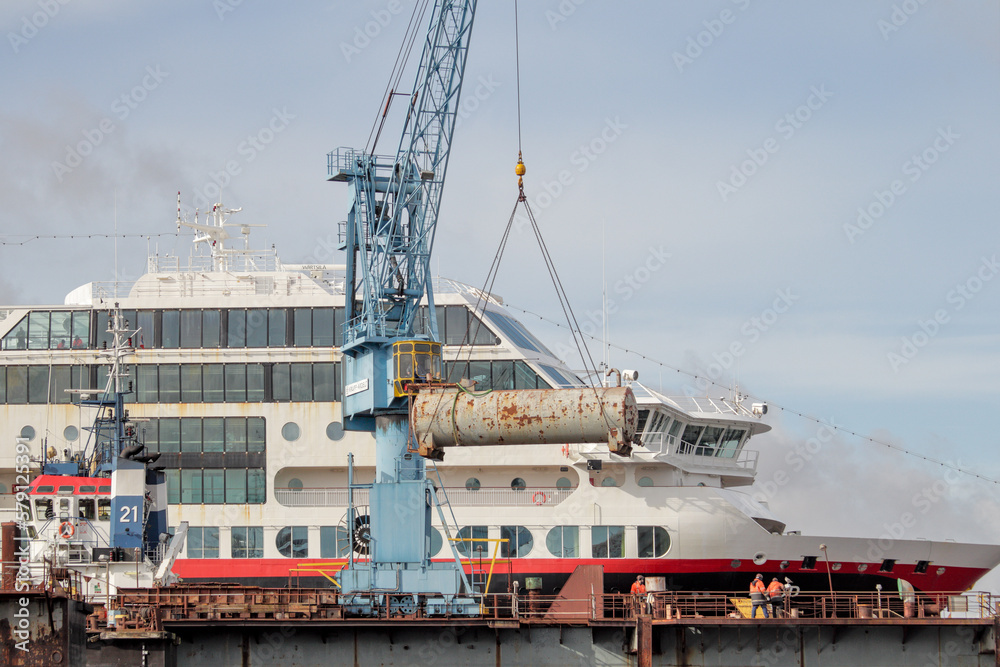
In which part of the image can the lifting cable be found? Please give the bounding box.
[456,0,618,439]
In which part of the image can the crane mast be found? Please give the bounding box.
[330,0,477,429]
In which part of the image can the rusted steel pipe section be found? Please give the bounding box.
[411,386,637,459]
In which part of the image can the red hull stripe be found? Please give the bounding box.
[171,558,988,592]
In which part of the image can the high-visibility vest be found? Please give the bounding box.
[750,579,766,595]
[767,582,784,596]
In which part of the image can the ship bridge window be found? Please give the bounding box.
[546,526,579,558]
[538,364,581,388]
[592,525,625,559]
[28,311,50,350]
[680,424,704,455]
[500,526,533,558]
[717,428,745,458]
[98,499,110,520]
[636,410,650,437]
[78,499,95,520]
[232,526,264,558]
[34,499,53,519]
[188,526,220,558]
[638,526,670,558]
[79,485,96,493]
[483,311,550,354]
[456,525,488,557]
[696,426,724,456]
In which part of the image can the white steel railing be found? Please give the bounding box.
[274,486,574,508]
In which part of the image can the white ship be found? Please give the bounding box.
[3,204,999,598]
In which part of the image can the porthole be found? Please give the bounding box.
[326,421,345,441]
[858,563,868,572]
[936,567,946,576]
[555,477,572,490]
[637,476,653,487]
[831,562,842,571]
[281,422,301,441]
[287,478,303,491]
[19,425,36,441]
[600,477,617,487]
[779,560,790,570]
[63,426,79,441]
[465,478,481,491]
[730,559,741,568]
[429,527,443,557]
[752,552,767,565]
[510,477,526,491]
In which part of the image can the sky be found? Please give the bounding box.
[2,1,998,591]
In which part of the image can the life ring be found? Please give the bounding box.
[58,521,75,539]
[532,491,547,505]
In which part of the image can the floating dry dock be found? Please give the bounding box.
[3,568,998,666]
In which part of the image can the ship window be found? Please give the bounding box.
[247,364,265,402]
[668,420,683,438]
[510,478,526,491]
[226,418,247,452]
[513,360,546,389]
[272,364,290,401]
[159,365,180,402]
[326,421,345,441]
[34,499,54,519]
[556,477,572,490]
[456,525,487,557]
[314,308,335,347]
[136,311,154,348]
[696,426,724,456]
[314,363,337,401]
[276,526,308,558]
[2,316,28,350]
[637,476,653,487]
[28,366,49,404]
[181,418,202,453]
[228,309,246,347]
[592,525,625,559]
[546,526,579,558]
[248,469,266,504]
[281,422,301,442]
[465,478,480,491]
[225,365,246,402]
[293,309,312,347]
[601,477,618,487]
[0,368,5,403]
[79,485,96,494]
[202,470,224,504]
[181,470,203,503]
[201,310,220,348]
[28,311,51,349]
[717,428,744,458]
[268,309,286,347]
[467,361,491,390]
[166,470,179,504]
[203,418,225,453]
[880,559,895,573]
[500,525,533,558]
[20,425,35,441]
[78,499,95,520]
[914,560,930,574]
[225,469,248,503]
[137,365,158,403]
[57,485,74,495]
[320,526,350,557]
[636,410,650,436]
[232,526,263,558]
[429,527,443,557]
[188,526,220,558]
[444,306,470,345]
[180,310,202,348]
[7,368,27,403]
[97,499,111,520]
[180,365,202,403]
[248,417,265,453]
[98,485,110,494]
[680,424,703,453]
[290,364,312,401]
[161,310,180,348]
[538,364,580,388]
[801,556,817,570]
[50,311,71,349]
[72,311,90,347]
[246,309,268,347]
[483,311,550,354]
[638,526,670,558]
[158,419,180,453]
[63,425,79,442]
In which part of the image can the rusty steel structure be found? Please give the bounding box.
[410,385,638,459]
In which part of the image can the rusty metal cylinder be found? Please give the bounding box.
[411,386,637,457]
[2,521,18,590]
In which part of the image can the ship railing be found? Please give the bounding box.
[651,437,759,472]
[663,395,757,418]
[274,486,575,508]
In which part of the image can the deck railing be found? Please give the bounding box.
[274,486,574,508]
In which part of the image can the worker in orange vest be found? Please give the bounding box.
[766,577,785,618]
[631,575,647,615]
[749,573,769,618]
[630,575,646,595]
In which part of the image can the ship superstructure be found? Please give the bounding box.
[1,208,998,596]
